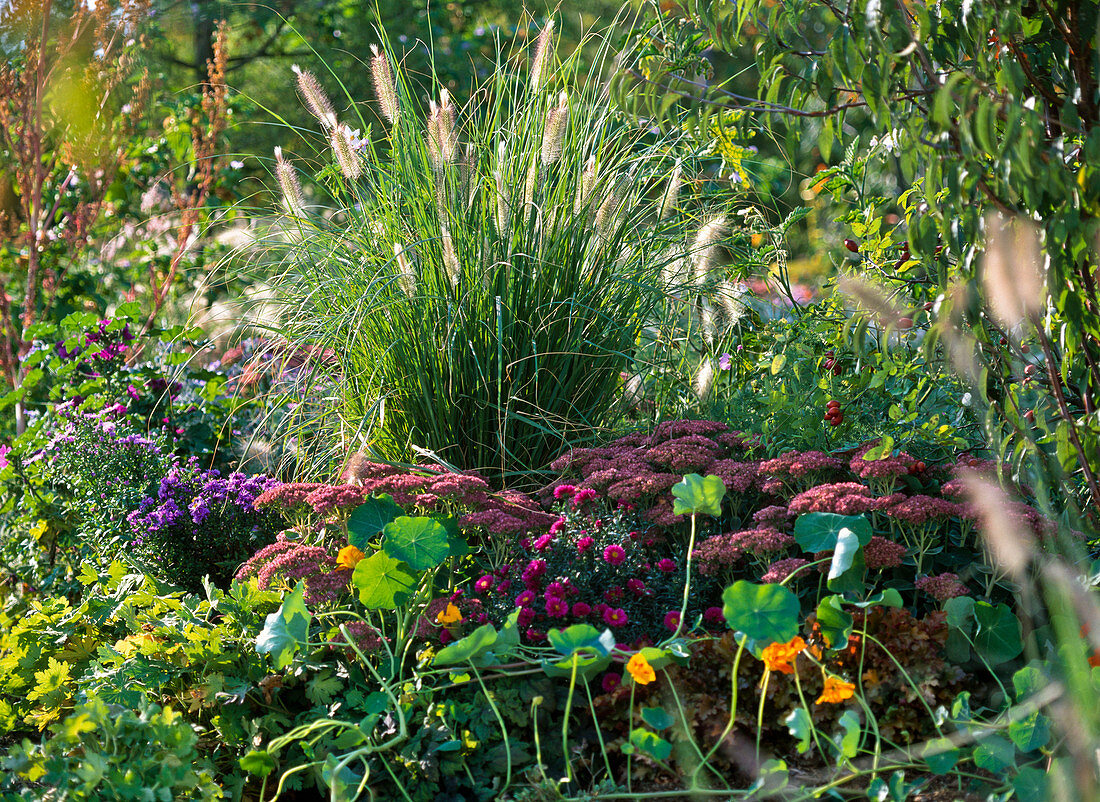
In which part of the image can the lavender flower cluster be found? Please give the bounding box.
[126,463,282,590]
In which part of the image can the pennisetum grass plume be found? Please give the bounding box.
[529,20,555,93]
[331,123,363,181]
[292,64,336,130]
[659,159,683,220]
[273,146,305,216]
[540,91,569,166]
[427,88,458,170]
[369,44,400,126]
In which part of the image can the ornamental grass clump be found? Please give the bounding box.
[269,25,690,482]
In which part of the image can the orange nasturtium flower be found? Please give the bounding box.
[336,545,365,570]
[436,603,463,625]
[760,636,807,675]
[626,653,657,685]
[816,674,857,705]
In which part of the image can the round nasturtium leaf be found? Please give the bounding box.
[722,581,801,645]
[382,516,452,571]
[352,551,416,609]
[671,474,727,517]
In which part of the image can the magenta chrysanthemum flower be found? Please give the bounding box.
[603,544,626,565]
[517,607,536,627]
[663,610,681,631]
[533,534,554,551]
[572,488,598,506]
[601,672,622,693]
[553,484,577,500]
[603,607,628,627]
[577,536,595,554]
[545,581,566,599]
[515,590,536,607]
[522,559,547,582]
[626,578,646,595]
[703,606,724,624]
[545,597,570,618]
[572,601,592,617]
[549,517,566,535]
[656,558,677,573]
[474,574,495,593]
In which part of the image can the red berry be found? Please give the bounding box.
[828,414,843,426]
[832,364,843,375]
[827,400,841,410]
[914,461,926,473]
[1020,344,1030,353]
[844,239,860,253]
[1025,364,1037,376]
[897,317,913,330]
[999,337,1008,346]
[1024,410,1036,423]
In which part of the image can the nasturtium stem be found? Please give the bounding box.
[562,654,579,784]
[671,511,698,640]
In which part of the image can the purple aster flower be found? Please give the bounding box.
[602,544,626,566]
[603,607,628,627]
[545,597,569,618]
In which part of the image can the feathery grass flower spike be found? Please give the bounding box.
[336,545,365,569]
[626,652,656,685]
[816,674,856,704]
[540,91,569,166]
[760,636,806,675]
[292,64,336,129]
[369,44,399,126]
[529,19,555,92]
[274,147,305,216]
